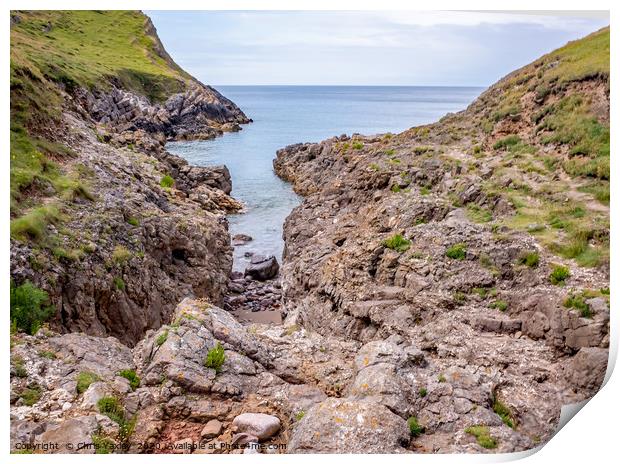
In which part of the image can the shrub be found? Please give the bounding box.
[160,174,174,188]
[112,245,132,264]
[113,277,125,291]
[156,329,168,346]
[446,243,467,260]
[10,280,54,335]
[490,300,508,312]
[549,265,570,285]
[76,371,100,394]
[11,356,27,378]
[518,251,540,268]
[564,293,593,318]
[407,416,425,437]
[92,434,115,454]
[383,234,411,252]
[352,141,364,150]
[119,369,140,391]
[20,386,41,406]
[97,397,125,423]
[492,398,515,429]
[418,387,427,398]
[465,425,497,449]
[204,342,226,373]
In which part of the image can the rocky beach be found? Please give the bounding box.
[10,11,610,455]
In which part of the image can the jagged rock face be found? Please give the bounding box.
[273,89,609,451]
[78,83,250,142]
[9,299,357,453]
[10,110,239,346]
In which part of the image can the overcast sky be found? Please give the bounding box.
[146,10,609,86]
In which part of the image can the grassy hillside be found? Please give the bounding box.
[10,11,193,239]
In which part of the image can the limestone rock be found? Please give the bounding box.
[232,413,281,440]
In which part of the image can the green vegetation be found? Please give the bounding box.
[92,434,115,454]
[465,425,497,449]
[445,243,467,260]
[493,398,515,429]
[10,280,54,335]
[127,217,139,227]
[10,204,61,241]
[118,369,140,391]
[419,186,431,195]
[156,329,168,346]
[490,300,508,312]
[352,141,364,150]
[391,184,401,193]
[97,397,125,423]
[467,204,492,223]
[564,293,593,318]
[438,374,446,383]
[295,410,306,421]
[112,245,132,264]
[11,356,28,378]
[407,417,425,437]
[518,251,540,268]
[418,387,427,398]
[383,234,411,252]
[160,174,174,188]
[493,135,521,150]
[549,265,570,285]
[76,371,100,394]
[38,350,57,359]
[113,277,125,291]
[20,386,42,406]
[204,342,226,373]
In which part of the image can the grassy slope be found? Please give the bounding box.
[475,27,610,267]
[10,11,191,242]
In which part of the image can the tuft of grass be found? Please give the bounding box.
[38,350,57,359]
[12,356,28,378]
[467,204,493,223]
[156,329,168,346]
[438,374,446,383]
[127,217,139,227]
[407,417,425,437]
[295,410,306,421]
[493,135,521,150]
[490,300,508,312]
[564,293,593,318]
[465,425,497,449]
[419,186,431,195]
[20,386,42,406]
[492,398,515,429]
[418,387,428,398]
[549,265,570,285]
[518,251,540,268]
[10,205,61,241]
[351,141,364,150]
[204,342,226,373]
[112,245,132,265]
[10,280,54,335]
[118,369,140,391]
[160,174,174,188]
[92,434,115,454]
[383,234,411,252]
[97,396,125,423]
[76,371,100,394]
[113,276,125,291]
[446,243,467,260]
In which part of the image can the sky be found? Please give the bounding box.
[146,10,609,86]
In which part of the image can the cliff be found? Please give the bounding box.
[10,10,249,345]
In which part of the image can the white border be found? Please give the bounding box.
[2,1,617,463]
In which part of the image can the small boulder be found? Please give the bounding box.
[201,419,223,439]
[232,413,280,440]
[244,255,279,281]
[232,234,253,246]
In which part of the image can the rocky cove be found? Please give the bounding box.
[10,12,610,455]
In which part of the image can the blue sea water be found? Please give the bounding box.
[166,86,483,270]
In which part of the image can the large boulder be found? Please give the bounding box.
[287,398,410,453]
[232,413,281,440]
[244,255,279,281]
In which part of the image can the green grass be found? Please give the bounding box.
[20,386,42,406]
[10,280,54,335]
[76,371,100,394]
[490,300,508,312]
[549,265,570,285]
[10,204,61,241]
[493,135,521,150]
[465,425,497,449]
[97,396,125,423]
[419,186,431,195]
[467,204,493,223]
[38,350,57,359]
[155,329,168,346]
[118,369,140,391]
[564,293,593,318]
[127,217,139,226]
[112,245,132,264]
[446,243,467,260]
[92,434,115,454]
[492,398,515,429]
[11,356,28,378]
[578,181,610,205]
[113,276,125,291]
[418,387,427,397]
[295,410,306,421]
[351,141,364,150]
[383,234,411,252]
[160,174,174,188]
[204,342,226,373]
[407,417,425,437]
[518,251,540,268]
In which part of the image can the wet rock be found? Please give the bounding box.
[244,255,280,281]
